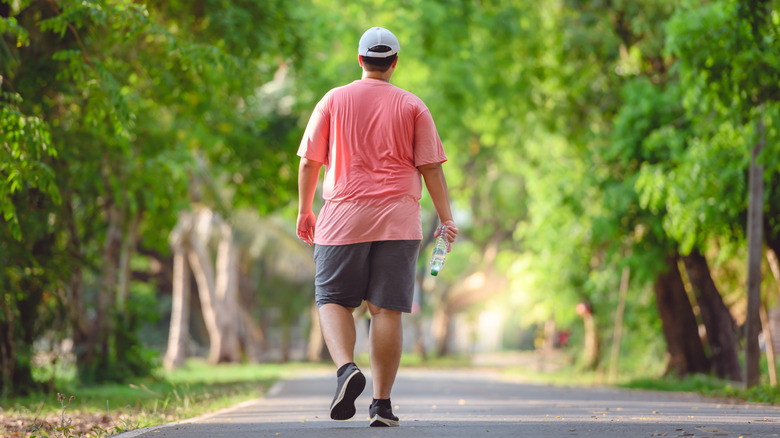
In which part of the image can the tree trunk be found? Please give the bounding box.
[237,261,266,361]
[67,264,90,373]
[117,211,141,314]
[187,232,224,364]
[682,248,742,381]
[94,204,123,373]
[0,291,15,399]
[760,303,777,386]
[577,302,599,370]
[214,222,241,362]
[186,209,241,364]
[765,236,780,386]
[544,318,557,351]
[114,210,143,370]
[609,267,630,384]
[765,248,780,386]
[432,301,452,357]
[238,307,266,361]
[745,116,765,387]
[769,248,780,283]
[583,314,599,370]
[307,302,327,362]
[281,326,291,363]
[62,189,91,371]
[163,246,191,370]
[654,254,710,377]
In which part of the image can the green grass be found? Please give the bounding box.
[2,359,330,435]
[619,354,780,405]
[622,374,780,405]
[496,351,780,405]
[503,364,780,405]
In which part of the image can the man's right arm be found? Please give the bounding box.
[297,157,323,246]
[418,162,458,247]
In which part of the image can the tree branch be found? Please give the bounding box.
[46,0,96,71]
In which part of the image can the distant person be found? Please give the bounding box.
[296,26,458,427]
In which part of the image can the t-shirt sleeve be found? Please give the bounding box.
[297,95,330,165]
[413,106,447,167]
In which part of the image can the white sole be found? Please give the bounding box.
[330,369,359,410]
[370,414,400,427]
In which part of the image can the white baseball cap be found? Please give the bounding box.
[358,27,400,58]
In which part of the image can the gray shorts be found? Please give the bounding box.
[313,240,421,313]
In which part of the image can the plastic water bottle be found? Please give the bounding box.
[430,226,448,276]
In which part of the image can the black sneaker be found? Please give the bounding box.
[330,363,366,420]
[369,399,399,427]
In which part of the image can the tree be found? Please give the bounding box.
[1,0,317,393]
[655,254,711,376]
[682,249,742,380]
[666,0,780,385]
[167,208,241,365]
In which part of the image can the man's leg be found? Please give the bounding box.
[318,303,356,368]
[319,302,366,420]
[366,300,403,399]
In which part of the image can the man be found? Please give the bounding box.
[296,26,458,428]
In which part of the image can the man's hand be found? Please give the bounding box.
[434,219,459,252]
[297,211,316,246]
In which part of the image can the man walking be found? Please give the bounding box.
[296,26,458,427]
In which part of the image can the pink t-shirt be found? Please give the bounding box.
[298,79,446,245]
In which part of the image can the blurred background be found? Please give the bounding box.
[2,0,779,403]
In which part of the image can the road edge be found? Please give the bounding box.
[110,380,285,437]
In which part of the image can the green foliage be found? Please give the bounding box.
[666,0,780,119]
[646,0,780,259]
[0,15,29,48]
[0,92,60,240]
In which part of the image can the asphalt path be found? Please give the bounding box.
[115,369,780,438]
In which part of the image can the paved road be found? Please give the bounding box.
[115,369,780,437]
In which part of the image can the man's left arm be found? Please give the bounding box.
[418,162,458,247]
